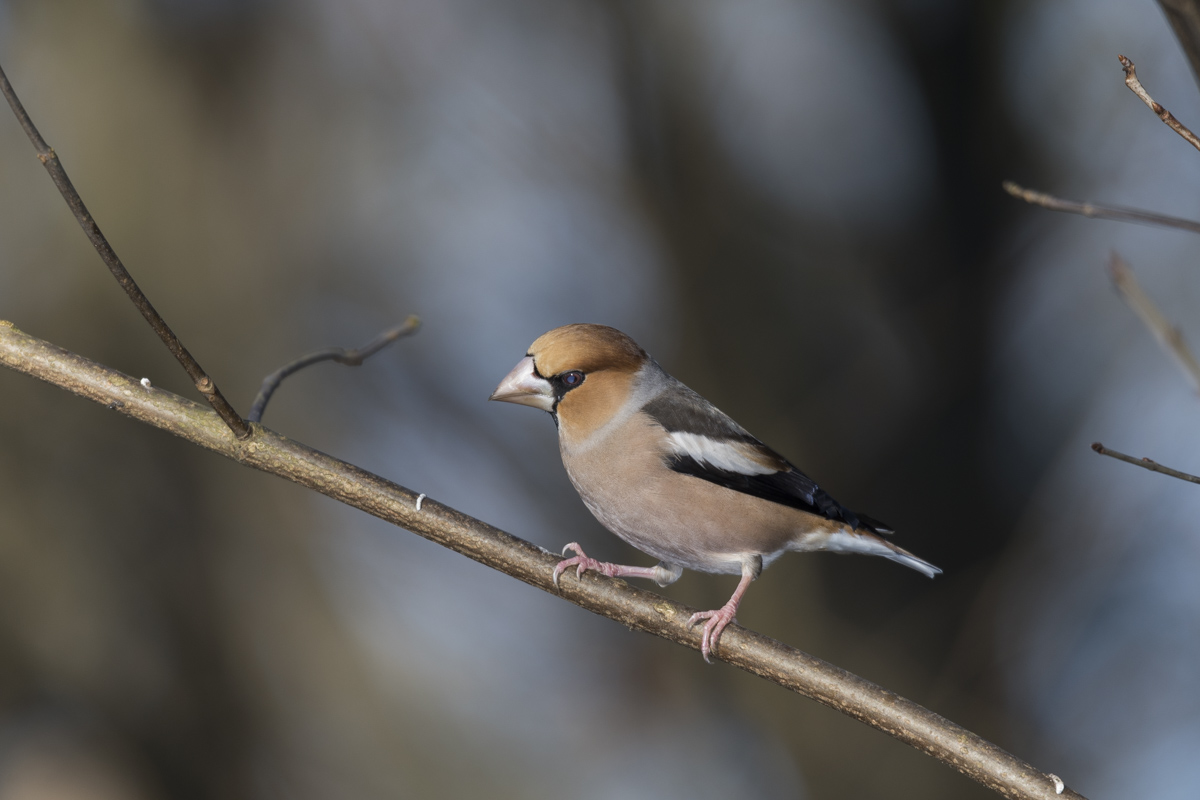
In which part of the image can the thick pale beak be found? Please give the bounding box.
[489,356,555,411]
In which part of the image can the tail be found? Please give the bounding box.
[876,540,941,578]
[811,528,941,578]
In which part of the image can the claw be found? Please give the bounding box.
[550,544,664,593]
[688,606,737,663]
[553,543,589,590]
[553,561,574,589]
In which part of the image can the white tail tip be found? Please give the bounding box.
[808,529,941,578]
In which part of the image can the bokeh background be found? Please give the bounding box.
[2,0,1200,798]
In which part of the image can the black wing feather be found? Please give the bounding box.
[665,453,864,529]
[644,382,888,533]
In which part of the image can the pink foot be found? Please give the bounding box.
[688,603,738,664]
[553,544,681,590]
[552,542,623,588]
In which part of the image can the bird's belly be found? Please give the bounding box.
[565,447,801,575]
[582,501,748,574]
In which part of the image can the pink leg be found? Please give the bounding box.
[688,566,756,663]
[552,543,675,588]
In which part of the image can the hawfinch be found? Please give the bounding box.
[491,324,939,662]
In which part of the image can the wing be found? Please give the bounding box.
[643,383,888,533]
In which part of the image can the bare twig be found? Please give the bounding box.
[1120,54,1200,153]
[248,316,421,423]
[0,320,1084,800]
[0,61,250,440]
[1109,253,1200,392]
[1002,181,1200,235]
[1092,442,1200,484]
[1158,0,1200,91]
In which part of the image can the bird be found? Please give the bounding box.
[490,323,940,662]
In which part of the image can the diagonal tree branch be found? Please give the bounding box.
[0,320,1083,800]
[1109,253,1200,392]
[0,61,250,440]
[1092,442,1200,484]
[1002,181,1200,235]
[1120,54,1200,153]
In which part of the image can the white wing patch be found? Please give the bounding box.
[666,432,777,476]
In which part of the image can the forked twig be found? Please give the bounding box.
[248,316,421,422]
[1109,253,1200,392]
[1092,442,1200,485]
[1002,182,1200,235]
[1120,54,1200,153]
[0,61,250,439]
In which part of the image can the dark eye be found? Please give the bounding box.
[562,371,584,387]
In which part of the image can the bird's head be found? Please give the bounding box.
[490,324,647,436]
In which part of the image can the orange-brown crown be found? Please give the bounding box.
[527,324,646,378]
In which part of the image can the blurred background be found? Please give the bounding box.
[2,0,1200,797]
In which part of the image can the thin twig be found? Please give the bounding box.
[1109,253,1200,392]
[0,321,1084,800]
[1119,54,1200,153]
[1002,181,1200,235]
[248,316,421,423]
[1092,442,1200,485]
[0,61,250,440]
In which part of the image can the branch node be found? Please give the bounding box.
[0,60,250,439]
